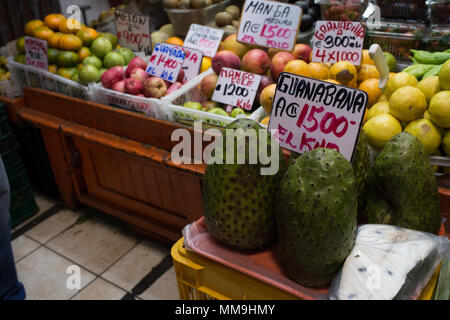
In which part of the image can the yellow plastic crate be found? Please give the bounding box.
[171,238,439,300]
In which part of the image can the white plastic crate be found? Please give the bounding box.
[90,82,167,120]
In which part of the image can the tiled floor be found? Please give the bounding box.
[10,192,180,300]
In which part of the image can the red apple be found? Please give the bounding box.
[129,68,149,82]
[200,73,219,99]
[111,80,126,93]
[241,49,271,75]
[212,50,241,75]
[143,77,167,98]
[177,69,185,83]
[270,51,295,81]
[124,78,144,95]
[292,44,312,63]
[126,57,147,77]
[101,66,124,89]
[255,75,275,104]
[167,82,182,95]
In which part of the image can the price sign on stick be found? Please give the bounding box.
[146,43,186,83]
[182,48,203,82]
[237,0,302,51]
[212,67,261,110]
[24,37,48,70]
[183,24,224,58]
[115,9,152,55]
[268,73,368,162]
[311,21,365,65]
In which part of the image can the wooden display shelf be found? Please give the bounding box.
[0,95,26,124]
[20,87,207,242]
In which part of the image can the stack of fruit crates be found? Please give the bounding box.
[0,102,38,227]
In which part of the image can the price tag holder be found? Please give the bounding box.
[24,36,48,70]
[237,0,302,51]
[268,73,368,162]
[182,48,203,83]
[183,24,224,58]
[212,67,261,110]
[115,9,152,55]
[311,21,365,65]
[146,43,186,83]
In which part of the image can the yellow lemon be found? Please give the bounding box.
[438,59,450,90]
[428,91,450,128]
[389,86,427,122]
[363,114,402,150]
[367,101,389,120]
[418,76,441,104]
[404,119,442,154]
[385,72,418,98]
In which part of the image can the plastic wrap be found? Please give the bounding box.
[329,224,450,300]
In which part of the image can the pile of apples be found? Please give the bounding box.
[100,56,185,98]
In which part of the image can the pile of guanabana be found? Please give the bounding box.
[352,131,371,219]
[276,148,357,287]
[202,119,286,250]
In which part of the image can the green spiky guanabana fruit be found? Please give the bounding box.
[202,119,286,250]
[352,131,370,218]
[276,148,357,287]
[365,132,441,234]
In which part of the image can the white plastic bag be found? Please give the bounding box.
[329,224,450,300]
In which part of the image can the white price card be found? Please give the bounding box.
[311,21,365,65]
[237,0,302,51]
[268,73,368,162]
[115,9,152,55]
[212,67,261,111]
[24,37,48,70]
[146,43,186,83]
[183,24,224,58]
[182,48,203,83]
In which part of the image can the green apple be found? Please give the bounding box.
[183,101,203,110]
[209,107,229,117]
[231,107,245,118]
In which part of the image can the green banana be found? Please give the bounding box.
[422,64,443,79]
[403,64,435,80]
[410,50,450,65]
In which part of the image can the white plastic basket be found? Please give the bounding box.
[90,82,167,120]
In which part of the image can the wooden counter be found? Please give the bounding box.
[0,96,26,124]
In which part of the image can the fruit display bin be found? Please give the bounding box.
[422,26,450,52]
[427,0,450,25]
[315,0,368,21]
[89,83,167,121]
[171,237,441,300]
[364,20,426,61]
[7,57,92,100]
[375,0,427,19]
[165,0,231,37]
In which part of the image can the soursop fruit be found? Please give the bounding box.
[365,132,441,234]
[277,148,357,287]
[330,224,448,300]
[352,131,370,218]
[203,119,286,250]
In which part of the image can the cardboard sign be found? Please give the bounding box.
[115,9,152,55]
[311,21,365,65]
[183,24,224,58]
[237,0,302,51]
[268,73,368,162]
[182,48,203,83]
[24,37,48,70]
[212,67,261,110]
[146,43,186,83]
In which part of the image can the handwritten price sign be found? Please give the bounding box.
[237,0,302,51]
[212,67,261,110]
[146,43,186,83]
[312,21,365,65]
[182,48,203,82]
[183,24,224,58]
[24,37,48,70]
[268,73,368,162]
[115,9,152,55]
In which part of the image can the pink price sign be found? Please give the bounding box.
[183,24,224,58]
[268,73,368,162]
[311,21,365,65]
[237,0,302,51]
[24,37,48,70]
[182,48,203,83]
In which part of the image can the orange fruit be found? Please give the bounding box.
[48,32,63,48]
[58,18,82,34]
[283,60,311,77]
[200,57,212,73]
[324,79,341,85]
[44,13,66,30]
[358,78,382,107]
[33,26,54,41]
[361,49,375,65]
[76,28,98,46]
[78,47,91,60]
[25,20,44,36]
[328,61,358,87]
[308,62,329,80]
[260,116,270,126]
[59,34,82,51]
[166,37,184,46]
[358,64,380,82]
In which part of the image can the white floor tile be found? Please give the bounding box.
[138,267,180,300]
[71,278,126,300]
[11,235,40,262]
